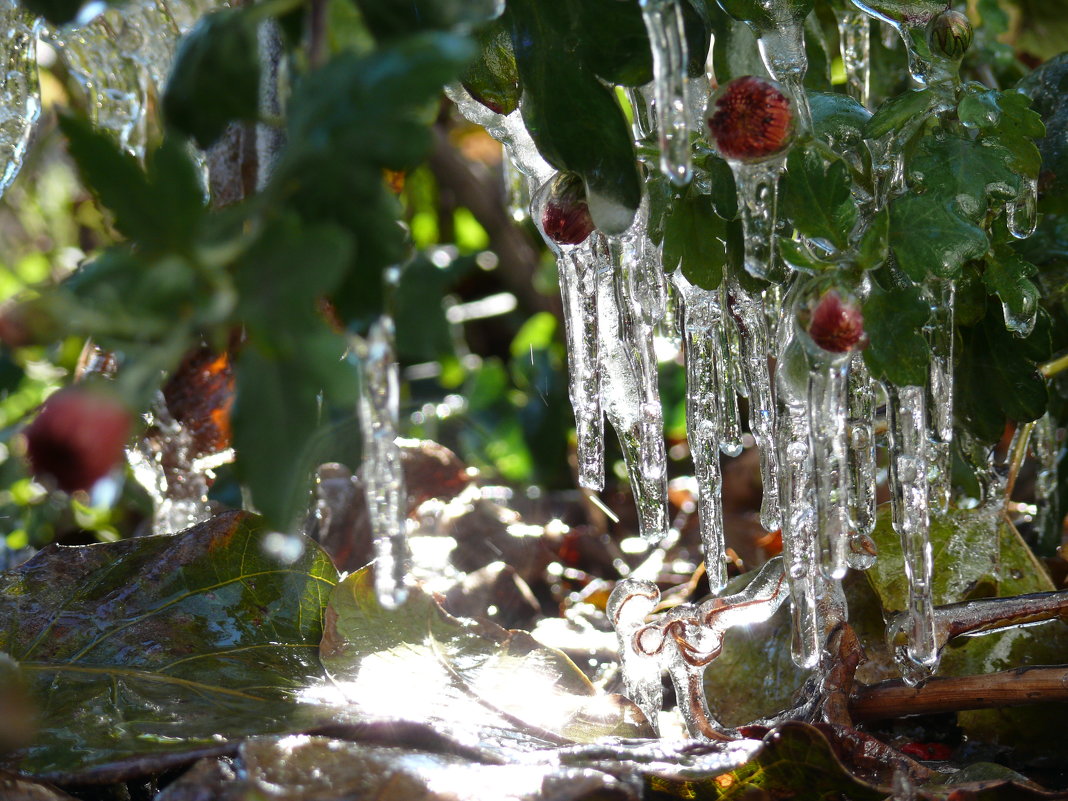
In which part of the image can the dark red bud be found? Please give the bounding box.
[24,387,132,493]
[541,172,595,246]
[707,76,795,163]
[807,290,866,353]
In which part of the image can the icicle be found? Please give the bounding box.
[1033,412,1059,542]
[925,280,954,514]
[718,283,744,457]
[502,157,530,223]
[835,9,871,108]
[776,333,822,668]
[639,0,692,185]
[609,558,789,740]
[807,355,851,580]
[627,84,656,142]
[847,0,949,87]
[727,276,781,532]
[354,317,410,609]
[595,234,669,543]
[846,353,878,568]
[532,176,605,491]
[671,272,729,591]
[0,0,40,197]
[732,159,785,280]
[885,383,937,682]
[1002,291,1039,338]
[1007,175,1038,240]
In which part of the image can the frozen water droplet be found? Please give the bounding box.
[729,158,786,280]
[836,9,871,108]
[1007,176,1038,240]
[847,354,878,538]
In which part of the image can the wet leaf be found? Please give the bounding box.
[461,19,521,116]
[908,134,1020,223]
[864,87,937,139]
[317,565,652,754]
[957,87,1045,177]
[857,207,890,271]
[983,245,1039,327]
[0,512,338,783]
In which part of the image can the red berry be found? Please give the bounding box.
[540,172,595,246]
[24,387,132,493]
[707,76,795,163]
[807,290,866,353]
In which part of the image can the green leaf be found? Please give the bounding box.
[319,565,652,749]
[956,307,1050,442]
[662,193,727,289]
[862,281,930,386]
[573,0,652,86]
[864,87,936,139]
[983,245,1039,329]
[460,19,521,115]
[0,512,338,781]
[889,193,989,281]
[958,87,1045,177]
[809,91,871,154]
[162,8,261,149]
[508,0,641,233]
[781,146,857,252]
[908,133,1020,222]
[856,207,889,271]
[778,238,835,273]
[232,330,354,531]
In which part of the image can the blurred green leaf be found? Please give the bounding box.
[461,18,521,115]
[662,193,727,289]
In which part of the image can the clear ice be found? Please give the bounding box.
[608,557,789,739]
[926,280,954,514]
[730,159,786,281]
[1007,176,1038,240]
[671,272,729,591]
[835,8,871,108]
[846,353,878,568]
[847,1,947,87]
[0,0,40,197]
[885,383,937,681]
[354,317,410,609]
[639,0,692,185]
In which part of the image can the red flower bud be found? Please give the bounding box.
[806,290,866,353]
[540,172,595,246]
[707,76,795,163]
[24,387,132,493]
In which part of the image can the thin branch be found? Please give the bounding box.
[1040,351,1068,379]
[849,665,1068,722]
[1004,420,1035,501]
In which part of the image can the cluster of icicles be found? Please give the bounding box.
[441,0,1046,741]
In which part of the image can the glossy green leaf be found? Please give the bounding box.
[508,0,641,233]
[781,146,857,252]
[0,512,338,782]
[956,307,1050,443]
[908,133,1020,222]
[862,280,930,386]
[809,91,871,157]
[778,238,835,273]
[662,193,728,290]
[864,87,936,139]
[889,193,989,281]
[318,565,652,751]
[162,8,261,148]
[461,19,521,116]
[958,87,1045,177]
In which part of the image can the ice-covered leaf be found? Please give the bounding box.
[1017,54,1068,214]
[864,87,937,139]
[662,193,727,290]
[316,565,652,753]
[982,245,1039,327]
[781,146,857,252]
[957,88,1045,177]
[157,734,637,801]
[461,19,521,116]
[0,512,338,783]
[809,91,871,150]
[162,8,261,148]
[956,307,1050,443]
[508,0,641,233]
[862,281,930,386]
[857,207,890,271]
[908,133,1020,222]
[889,193,989,281]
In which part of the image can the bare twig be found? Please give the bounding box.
[849,665,1068,722]
[1040,351,1068,379]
